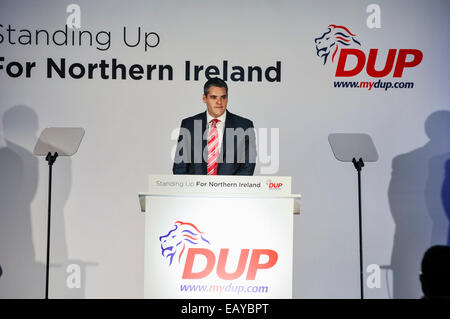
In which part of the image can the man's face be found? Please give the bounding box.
[203,86,228,118]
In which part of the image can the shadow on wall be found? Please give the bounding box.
[0,105,43,298]
[388,110,450,299]
[0,105,89,298]
[443,159,450,245]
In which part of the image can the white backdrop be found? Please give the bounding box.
[1,0,449,298]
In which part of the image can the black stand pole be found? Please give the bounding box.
[352,157,364,300]
[45,152,58,299]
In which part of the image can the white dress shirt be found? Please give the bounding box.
[206,110,226,152]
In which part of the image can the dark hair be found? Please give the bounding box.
[203,77,228,96]
[420,245,450,298]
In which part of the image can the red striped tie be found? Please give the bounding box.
[207,119,219,175]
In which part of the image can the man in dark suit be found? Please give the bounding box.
[173,77,256,175]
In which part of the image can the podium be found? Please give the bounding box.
[139,175,301,299]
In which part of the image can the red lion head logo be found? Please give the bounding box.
[314,24,361,65]
[160,221,210,266]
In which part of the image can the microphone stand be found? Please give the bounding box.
[352,157,364,299]
[45,151,58,299]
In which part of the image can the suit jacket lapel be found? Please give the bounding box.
[201,111,207,174]
[218,110,232,174]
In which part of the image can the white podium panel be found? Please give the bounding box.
[140,175,300,299]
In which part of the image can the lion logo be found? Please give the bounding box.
[159,221,210,266]
[314,24,361,65]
